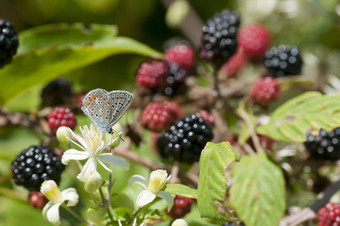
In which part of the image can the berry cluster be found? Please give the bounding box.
[167,195,194,219]
[11,146,65,191]
[251,77,282,106]
[318,203,340,226]
[141,101,183,132]
[264,45,303,78]
[48,107,77,134]
[200,9,240,65]
[304,128,340,161]
[0,18,18,68]
[157,114,214,163]
[41,78,73,107]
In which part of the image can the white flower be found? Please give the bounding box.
[129,169,173,209]
[41,180,79,225]
[171,219,188,226]
[61,124,129,181]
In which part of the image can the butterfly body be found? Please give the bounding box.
[81,88,133,134]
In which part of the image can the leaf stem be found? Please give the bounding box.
[98,186,114,225]
[128,207,142,225]
[61,203,89,225]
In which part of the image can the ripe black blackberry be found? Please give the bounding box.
[11,146,65,191]
[41,78,73,107]
[304,128,340,161]
[264,45,303,78]
[157,114,214,163]
[200,9,240,66]
[163,63,187,96]
[222,222,244,226]
[0,18,19,68]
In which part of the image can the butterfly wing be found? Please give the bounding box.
[81,88,113,131]
[108,90,133,127]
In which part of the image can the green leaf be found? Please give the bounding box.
[0,23,162,103]
[197,142,240,220]
[164,184,197,199]
[257,91,340,142]
[230,152,285,226]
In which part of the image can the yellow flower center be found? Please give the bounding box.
[148,169,170,194]
[80,125,104,156]
[41,180,63,203]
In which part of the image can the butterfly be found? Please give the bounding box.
[81,88,133,134]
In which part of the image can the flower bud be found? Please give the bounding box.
[166,0,190,28]
[148,169,171,194]
[41,180,62,203]
[104,123,123,147]
[56,126,71,145]
[171,219,188,226]
[84,171,103,193]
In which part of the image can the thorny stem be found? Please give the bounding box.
[98,186,115,225]
[169,161,180,184]
[61,203,89,225]
[128,207,142,225]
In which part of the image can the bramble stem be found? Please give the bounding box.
[99,186,115,225]
[61,203,88,225]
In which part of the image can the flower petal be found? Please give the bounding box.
[46,203,61,225]
[97,158,112,172]
[77,157,97,182]
[42,201,53,218]
[64,127,88,152]
[61,149,88,165]
[128,175,147,189]
[61,188,79,207]
[136,189,156,207]
[158,191,174,211]
[98,153,129,170]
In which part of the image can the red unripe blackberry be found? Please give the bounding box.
[223,49,247,78]
[238,24,271,61]
[250,77,282,106]
[29,191,48,210]
[41,78,73,107]
[48,107,77,134]
[196,110,215,126]
[318,203,340,226]
[141,101,182,132]
[167,195,194,219]
[157,114,214,163]
[165,44,195,69]
[136,59,169,91]
[200,9,240,66]
[304,128,340,161]
[264,45,303,78]
[0,18,19,68]
[11,145,65,191]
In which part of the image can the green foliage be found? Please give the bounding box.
[197,142,240,220]
[230,152,285,226]
[164,184,197,199]
[257,91,340,142]
[0,23,162,103]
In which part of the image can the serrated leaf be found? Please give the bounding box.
[257,92,340,142]
[164,184,197,199]
[230,152,285,226]
[197,142,240,220]
[0,23,162,103]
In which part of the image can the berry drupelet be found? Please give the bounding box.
[164,62,188,96]
[264,45,303,78]
[318,203,340,226]
[251,77,282,106]
[167,195,194,219]
[200,9,240,66]
[48,107,77,134]
[0,18,19,68]
[11,146,65,191]
[157,114,214,164]
[304,128,340,161]
[165,44,195,69]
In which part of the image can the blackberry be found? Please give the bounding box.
[264,45,303,78]
[200,9,240,66]
[41,78,73,107]
[11,145,65,191]
[163,63,188,96]
[318,203,340,226]
[136,59,169,91]
[304,128,340,160]
[222,222,244,226]
[29,191,48,210]
[48,107,77,134]
[166,195,194,219]
[223,49,247,78]
[157,114,214,163]
[0,18,18,68]
[250,77,282,106]
[196,110,215,126]
[165,44,195,69]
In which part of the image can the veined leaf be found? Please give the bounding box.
[230,152,285,226]
[0,23,162,103]
[197,142,240,220]
[257,92,340,142]
[164,184,197,199]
